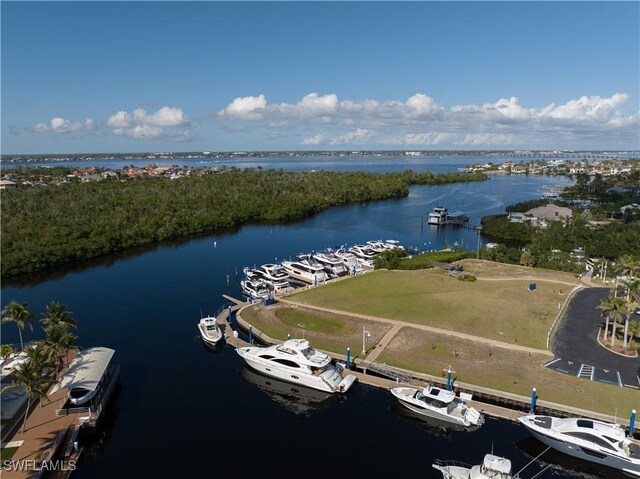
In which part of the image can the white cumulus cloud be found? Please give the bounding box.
[33,117,97,133]
[218,94,267,120]
[107,106,190,140]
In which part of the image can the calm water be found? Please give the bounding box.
[2,164,625,478]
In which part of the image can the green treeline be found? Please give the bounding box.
[1,169,486,277]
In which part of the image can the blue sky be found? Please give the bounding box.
[2,1,639,154]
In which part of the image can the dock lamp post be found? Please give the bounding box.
[362,327,371,354]
[476,226,483,259]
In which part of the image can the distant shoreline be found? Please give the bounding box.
[2,150,638,163]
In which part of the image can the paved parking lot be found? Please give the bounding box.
[548,288,640,388]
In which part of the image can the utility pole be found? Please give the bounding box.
[476,226,483,259]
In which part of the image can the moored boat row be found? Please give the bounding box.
[239,239,405,296]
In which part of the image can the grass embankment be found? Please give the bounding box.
[288,266,578,349]
[240,303,391,357]
[376,327,639,416]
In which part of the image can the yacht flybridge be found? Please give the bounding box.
[390,385,484,428]
[519,415,640,477]
[428,206,449,225]
[241,279,270,298]
[313,252,349,278]
[257,264,290,290]
[236,338,356,393]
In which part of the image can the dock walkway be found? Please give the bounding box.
[219,296,636,431]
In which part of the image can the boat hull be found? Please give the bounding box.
[237,349,353,394]
[198,323,223,346]
[526,427,640,475]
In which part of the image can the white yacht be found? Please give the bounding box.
[519,415,640,477]
[366,240,389,254]
[257,264,290,290]
[313,252,349,278]
[281,260,328,284]
[237,338,356,393]
[243,267,264,281]
[241,279,271,298]
[390,385,484,428]
[428,206,449,225]
[348,244,377,268]
[332,247,360,273]
[198,316,223,346]
[433,454,513,479]
[384,239,402,250]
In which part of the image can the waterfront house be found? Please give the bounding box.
[524,203,572,228]
[0,179,17,189]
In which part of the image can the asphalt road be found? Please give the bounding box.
[549,287,640,388]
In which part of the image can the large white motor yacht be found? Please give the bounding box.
[241,279,271,298]
[281,260,328,284]
[433,454,513,479]
[390,385,483,428]
[313,252,349,278]
[257,264,290,290]
[198,316,223,346]
[332,247,360,273]
[348,244,377,268]
[428,206,449,225]
[519,415,640,477]
[237,338,356,393]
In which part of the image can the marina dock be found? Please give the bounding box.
[216,296,637,433]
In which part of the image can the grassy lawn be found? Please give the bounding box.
[287,267,577,349]
[459,259,580,284]
[1,446,19,463]
[239,303,392,357]
[376,327,640,416]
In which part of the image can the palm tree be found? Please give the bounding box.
[627,320,640,348]
[7,351,56,432]
[0,344,15,359]
[43,325,78,370]
[2,301,34,351]
[41,302,77,330]
[622,279,640,348]
[598,295,628,348]
[616,254,640,279]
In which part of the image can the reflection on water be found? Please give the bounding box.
[516,437,628,479]
[390,403,478,438]
[240,367,333,416]
[200,337,225,355]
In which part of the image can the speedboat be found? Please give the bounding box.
[257,264,290,291]
[519,415,640,477]
[236,338,356,393]
[428,206,448,225]
[241,279,271,298]
[390,384,483,428]
[198,316,223,346]
[433,453,514,479]
[281,260,328,284]
[313,252,349,278]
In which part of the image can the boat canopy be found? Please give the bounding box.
[50,347,115,395]
[422,386,456,403]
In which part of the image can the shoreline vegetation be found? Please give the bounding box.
[0,168,485,277]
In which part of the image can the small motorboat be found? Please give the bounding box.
[198,316,223,346]
[433,453,514,479]
[391,384,483,428]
